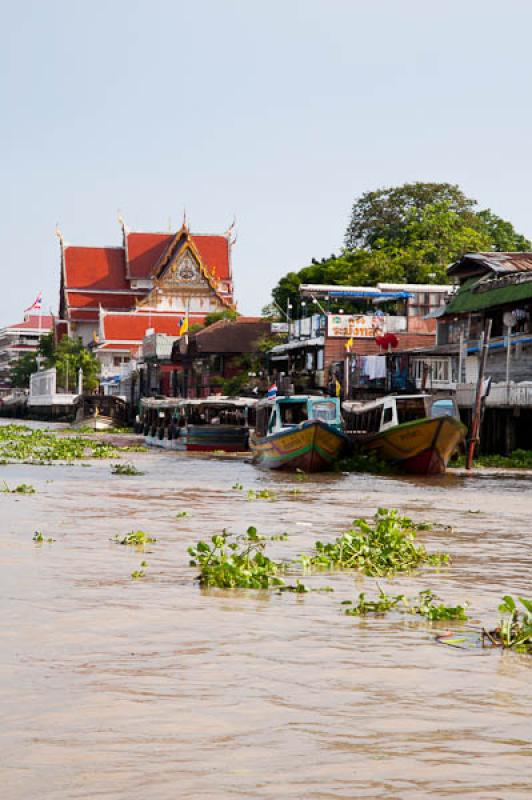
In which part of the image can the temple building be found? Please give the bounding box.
[58,219,236,371]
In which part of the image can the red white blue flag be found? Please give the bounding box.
[267,383,277,398]
[25,291,42,312]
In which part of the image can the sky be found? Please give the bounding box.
[2,0,532,325]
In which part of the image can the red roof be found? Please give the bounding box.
[192,235,230,281]
[102,312,206,342]
[69,309,100,321]
[64,247,129,290]
[7,315,53,331]
[126,231,231,281]
[126,233,173,279]
[66,291,143,310]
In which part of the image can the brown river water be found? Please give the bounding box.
[1,423,531,799]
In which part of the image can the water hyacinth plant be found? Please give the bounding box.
[1,481,36,494]
[188,527,286,589]
[0,424,125,462]
[484,596,532,653]
[111,463,143,476]
[114,530,156,546]
[301,508,448,577]
[343,587,467,620]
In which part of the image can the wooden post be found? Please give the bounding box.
[466,319,492,470]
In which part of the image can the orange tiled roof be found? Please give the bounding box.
[64,247,129,290]
[101,311,205,342]
[126,231,231,282]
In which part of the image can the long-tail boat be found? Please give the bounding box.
[138,396,256,452]
[342,394,466,475]
[250,395,347,472]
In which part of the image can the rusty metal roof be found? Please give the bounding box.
[448,252,532,276]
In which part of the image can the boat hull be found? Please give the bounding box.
[251,420,346,472]
[362,416,466,475]
[145,425,250,452]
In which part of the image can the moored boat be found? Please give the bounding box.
[139,396,256,452]
[342,394,466,475]
[73,394,128,431]
[250,395,347,472]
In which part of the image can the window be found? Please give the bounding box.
[311,401,337,422]
[382,407,394,425]
[396,398,426,424]
[280,402,308,425]
[431,399,456,419]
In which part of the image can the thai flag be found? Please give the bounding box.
[25,291,42,312]
[267,383,277,398]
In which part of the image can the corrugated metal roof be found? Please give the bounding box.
[448,252,532,276]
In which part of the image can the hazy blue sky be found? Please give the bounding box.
[2,0,532,324]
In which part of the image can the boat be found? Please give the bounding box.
[72,394,128,431]
[342,394,466,475]
[250,395,347,472]
[138,396,256,452]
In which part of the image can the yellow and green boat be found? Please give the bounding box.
[251,395,347,472]
[343,394,466,475]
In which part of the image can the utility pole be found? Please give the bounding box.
[466,319,492,470]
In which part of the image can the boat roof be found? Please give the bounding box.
[343,394,430,413]
[256,394,334,408]
[141,395,257,409]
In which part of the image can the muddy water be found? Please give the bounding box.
[0,429,531,799]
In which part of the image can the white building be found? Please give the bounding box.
[0,314,53,395]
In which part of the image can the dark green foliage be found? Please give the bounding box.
[453,449,532,469]
[203,309,239,328]
[337,450,398,475]
[188,527,286,589]
[301,508,448,577]
[272,182,530,309]
[9,353,38,388]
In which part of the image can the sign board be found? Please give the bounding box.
[327,314,384,339]
[271,322,288,333]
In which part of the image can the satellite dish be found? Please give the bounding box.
[503,311,516,329]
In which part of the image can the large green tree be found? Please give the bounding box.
[271,182,530,309]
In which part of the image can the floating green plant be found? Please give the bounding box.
[175,511,189,518]
[131,568,146,579]
[485,595,532,652]
[301,508,448,577]
[0,424,130,462]
[1,481,36,494]
[111,463,143,476]
[343,587,467,620]
[188,527,286,589]
[247,488,276,501]
[33,531,55,543]
[232,482,244,490]
[115,530,156,546]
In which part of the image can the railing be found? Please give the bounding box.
[456,382,532,408]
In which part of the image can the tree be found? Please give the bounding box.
[271,182,531,306]
[203,309,239,328]
[344,182,477,251]
[475,209,531,252]
[9,353,38,388]
[53,336,99,392]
